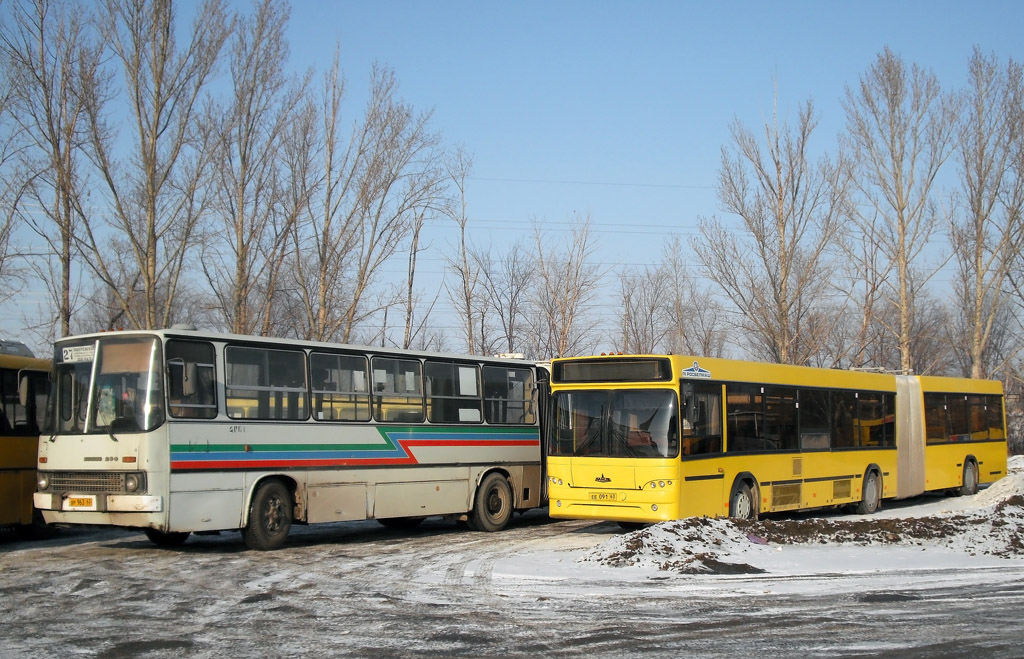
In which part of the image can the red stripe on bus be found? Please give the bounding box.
[170,439,539,470]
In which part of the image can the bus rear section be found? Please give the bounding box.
[0,350,50,532]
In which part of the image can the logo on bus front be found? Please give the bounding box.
[682,361,711,378]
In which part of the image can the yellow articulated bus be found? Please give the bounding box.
[546,354,1007,524]
[0,343,51,534]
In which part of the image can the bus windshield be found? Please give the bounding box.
[548,389,679,458]
[53,337,165,434]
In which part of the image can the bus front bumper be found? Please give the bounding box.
[34,492,163,513]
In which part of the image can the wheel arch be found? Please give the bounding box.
[862,463,882,484]
[729,471,760,514]
[473,467,516,508]
[242,474,300,527]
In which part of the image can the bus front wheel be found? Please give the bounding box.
[729,482,757,520]
[467,473,513,532]
[242,480,293,550]
[957,461,979,497]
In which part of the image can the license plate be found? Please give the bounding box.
[66,496,96,511]
[589,491,619,502]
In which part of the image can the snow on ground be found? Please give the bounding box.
[572,456,1024,577]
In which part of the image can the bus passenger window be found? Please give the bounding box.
[798,389,830,450]
[831,391,856,449]
[726,383,763,452]
[167,340,217,419]
[682,382,721,456]
[924,393,948,444]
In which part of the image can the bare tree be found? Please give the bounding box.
[530,216,602,359]
[202,0,308,336]
[443,147,482,353]
[0,0,105,338]
[843,47,961,374]
[0,72,22,307]
[77,0,232,330]
[291,56,446,343]
[950,48,1024,378]
[661,237,728,358]
[617,264,669,354]
[911,294,956,376]
[472,239,534,356]
[696,98,847,365]
[836,210,888,369]
[397,210,444,350]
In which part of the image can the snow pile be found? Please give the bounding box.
[966,454,1024,509]
[578,517,772,574]
[580,455,1024,574]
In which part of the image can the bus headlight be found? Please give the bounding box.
[124,473,141,492]
[37,473,50,490]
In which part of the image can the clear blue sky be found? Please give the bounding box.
[266,0,1024,345]
[10,1,1024,351]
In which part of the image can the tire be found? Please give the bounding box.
[467,473,513,532]
[729,482,757,520]
[958,461,979,497]
[617,521,647,531]
[144,528,190,547]
[377,517,425,530]
[855,470,881,515]
[242,480,292,551]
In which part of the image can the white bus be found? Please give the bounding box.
[35,328,545,549]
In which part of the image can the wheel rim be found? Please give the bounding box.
[263,493,285,532]
[865,475,878,506]
[732,490,750,519]
[485,485,507,521]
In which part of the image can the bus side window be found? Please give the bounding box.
[682,382,722,456]
[167,340,218,419]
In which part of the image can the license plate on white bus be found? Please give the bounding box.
[65,496,97,511]
[589,492,619,502]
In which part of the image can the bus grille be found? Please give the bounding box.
[47,471,124,493]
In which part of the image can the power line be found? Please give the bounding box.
[468,176,715,190]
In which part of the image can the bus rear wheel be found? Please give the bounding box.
[958,461,979,497]
[242,480,292,551]
[855,471,881,514]
[144,528,190,547]
[467,473,513,532]
[729,482,757,520]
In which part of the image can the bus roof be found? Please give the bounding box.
[52,328,540,367]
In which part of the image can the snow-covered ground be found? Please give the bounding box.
[497,455,1024,592]
[3,458,1024,657]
